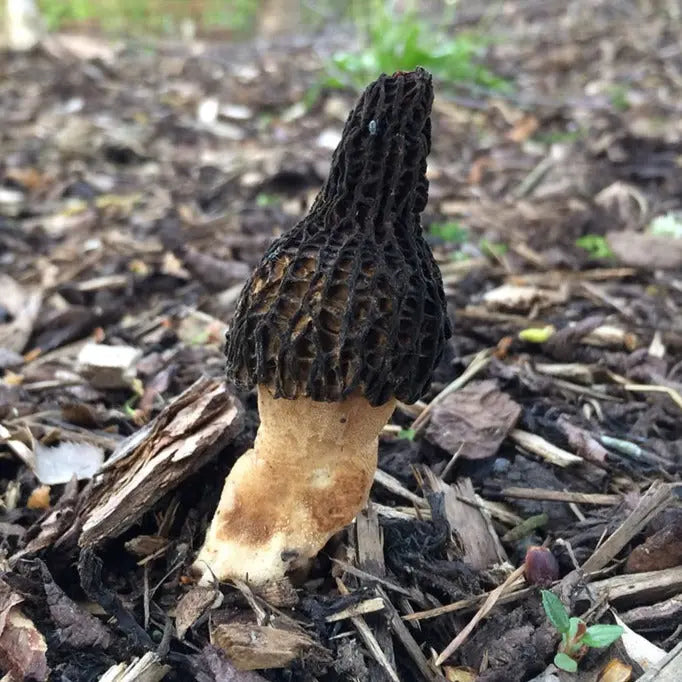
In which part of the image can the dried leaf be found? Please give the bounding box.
[196,645,268,682]
[39,561,112,649]
[0,275,42,354]
[0,582,24,634]
[211,623,330,671]
[175,585,223,639]
[612,614,665,671]
[77,343,142,390]
[543,315,605,361]
[0,605,49,682]
[484,284,565,312]
[607,231,682,269]
[626,513,682,572]
[506,115,539,142]
[34,440,104,485]
[444,667,478,682]
[10,477,79,563]
[558,417,608,465]
[597,659,632,682]
[26,485,51,510]
[124,535,169,558]
[426,380,521,460]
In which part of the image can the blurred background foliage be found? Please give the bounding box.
[3,0,508,94]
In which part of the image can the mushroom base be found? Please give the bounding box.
[192,385,395,586]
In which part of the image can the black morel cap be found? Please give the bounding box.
[225,68,452,406]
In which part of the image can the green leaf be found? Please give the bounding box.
[479,239,508,257]
[429,221,469,243]
[554,652,578,672]
[518,325,556,343]
[319,2,511,95]
[575,234,614,259]
[398,428,416,441]
[554,653,578,673]
[541,590,570,633]
[567,617,582,642]
[581,624,624,648]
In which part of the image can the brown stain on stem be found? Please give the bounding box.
[193,386,395,584]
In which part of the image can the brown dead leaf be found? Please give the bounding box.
[468,155,494,185]
[4,167,48,191]
[0,275,42,354]
[175,585,223,639]
[0,582,24,633]
[211,622,331,671]
[0,593,49,682]
[444,667,478,682]
[10,477,79,564]
[197,644,269,682]
[26,485,51,510]
[607,231,682,269]
[626,513,682,573]
[483,284,567,312]
[543,315,605,361]
[39,562,112,649]
[597,659,632,682]
[137,364,176,417]
[506,115,539,142]
[426,380,521,460]
[124,534,169,559]
[558,417,608,466]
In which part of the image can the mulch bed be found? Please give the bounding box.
[1,1,681,680]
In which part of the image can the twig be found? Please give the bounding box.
[623,383,682,410]
[510,155,555,199]
[589,566,682,605]
[404,585,534,623]
[435,563,526,665]
[375,586,445,682]
[373,469,428,507]
[325,597,385,622]
[441,443,465,481]
[232,579,268,625]
[336,578,400,682]
[501,487,619,505]
[374,503,432,521]
[509,429,582,467]
[355,504,397,676]
[582,482,673,573]
[411,348,494,434]
[638,640,682,682]
[331,558,416,598]
[143,564,150,630]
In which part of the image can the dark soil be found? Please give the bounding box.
[1,1,681,680]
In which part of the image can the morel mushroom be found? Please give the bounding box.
[193,68,451,586]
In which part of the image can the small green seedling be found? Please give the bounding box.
[479,239,508,258]
[398,428,416,441]
[575,234,614,259]
[255,192,280,208]
[541,590,624,673]
[429,221,469,244]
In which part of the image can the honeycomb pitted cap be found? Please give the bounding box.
[225,68,452,406]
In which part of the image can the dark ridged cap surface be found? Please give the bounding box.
[225,68,452,406]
